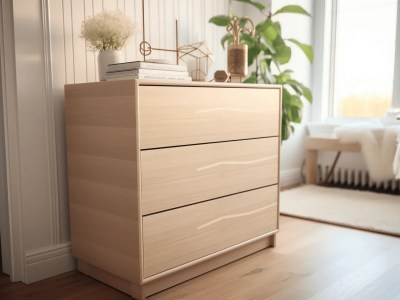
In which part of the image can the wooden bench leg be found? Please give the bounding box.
[305,149,318,184]
[324,151,342,184]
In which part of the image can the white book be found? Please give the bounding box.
[107,61,187,72]
[106,74,192,81]
[106,68,189,77]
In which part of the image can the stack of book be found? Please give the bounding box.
[106,61,191,81]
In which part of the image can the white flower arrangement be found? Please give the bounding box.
[81,10,135,51]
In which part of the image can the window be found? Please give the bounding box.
[314,0,400,119]
[333,0,397,117]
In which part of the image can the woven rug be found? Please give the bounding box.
[280,185,400,236]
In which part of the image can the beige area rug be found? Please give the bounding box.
[280,185,400,236]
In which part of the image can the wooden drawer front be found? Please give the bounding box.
[139,86,280,149]
[143,186,278,278]
[141,137,279,215]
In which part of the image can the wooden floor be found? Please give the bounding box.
[1,216,400,300]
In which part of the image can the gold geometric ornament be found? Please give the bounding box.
[179,41,214,81]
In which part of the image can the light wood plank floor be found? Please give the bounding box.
[1,216,400,300]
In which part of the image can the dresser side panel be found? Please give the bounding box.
[64,81,141,283]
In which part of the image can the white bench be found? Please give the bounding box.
[305,137,361,184]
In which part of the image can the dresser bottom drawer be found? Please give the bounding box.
[143,185,278,278]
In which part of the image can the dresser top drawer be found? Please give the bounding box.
[138,85,281,149]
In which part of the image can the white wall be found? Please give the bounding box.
[3,0,230,283]
[274,0,313,186]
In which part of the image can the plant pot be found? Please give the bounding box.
[98,50,122,81]
[227,44,248,77]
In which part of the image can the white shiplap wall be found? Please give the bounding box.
[50,0,229,84]
[48,0,229,243]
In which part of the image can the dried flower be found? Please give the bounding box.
[81,10,135,51]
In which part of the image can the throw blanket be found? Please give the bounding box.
[335,124,400,182]
[394,135,400,179]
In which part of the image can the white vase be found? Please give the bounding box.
[98,50,122,81]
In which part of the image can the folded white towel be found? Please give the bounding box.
[335,125,400,182]
[394,135,400,179]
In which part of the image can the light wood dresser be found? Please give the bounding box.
[64,80,281,299]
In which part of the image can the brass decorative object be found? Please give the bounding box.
[179,41,214,81]
[139,0,180,64]
[226,16,255,81]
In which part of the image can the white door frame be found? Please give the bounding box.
[0,0,25,282]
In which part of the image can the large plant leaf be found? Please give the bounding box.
[290,95,303,109]
[209,15,231,26]
[274,21,281,34]
[234,0,265,11]
[281,121,289,141]
[240,33,256,48]
[280,87,303,140]
[273,5,311,17]
[247,46,260,66]
[290,105,302,123]
[301,85,312,102]
[274,70,292,84]
[257,19,279,41]
[273,37,291,65]
[287,38,313,62]
[287,79,313,102]
[261,37,275,54]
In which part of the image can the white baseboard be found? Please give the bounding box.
[25,242,76,283]
[280,168,302,188]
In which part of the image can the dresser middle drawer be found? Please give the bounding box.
[141,137,279,215]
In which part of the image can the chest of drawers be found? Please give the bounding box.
[65,80,281,299]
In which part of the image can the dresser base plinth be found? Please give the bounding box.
[77,235,275,299]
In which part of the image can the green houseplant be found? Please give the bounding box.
[209,0,313,141]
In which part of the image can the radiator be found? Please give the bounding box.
[317,164,400,195]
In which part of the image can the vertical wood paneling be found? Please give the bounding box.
[124,0,137,62]
[134,0,142,60]
[92,0,104,81]
[84,0,96,82]
[178,0,188,45]
[148,0,158,61]
[117,0,125,9]
[62,0,75,84]
[49,0,69,244]
[192,0,200,42]
[103,0,118,10]
[201,0,205,42]
[51,0,229,83]
[158,0,165,60]
[71,0,87,83]
[164,1,175,63]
